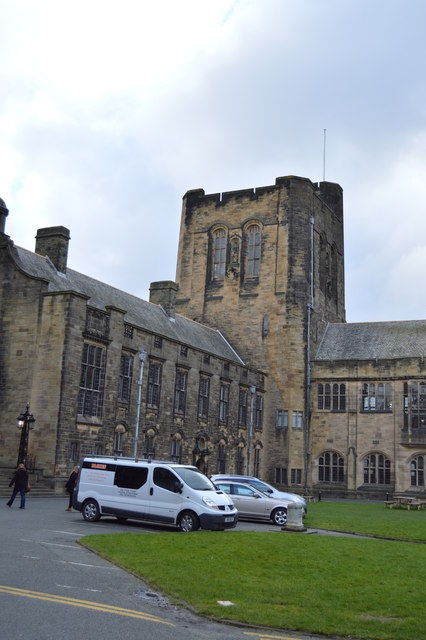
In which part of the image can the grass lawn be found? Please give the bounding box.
[305,500,426,541]
[80,502,426,640]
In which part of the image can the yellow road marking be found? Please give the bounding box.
[0,585,174,626]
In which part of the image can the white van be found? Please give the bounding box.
[73,457,238,532]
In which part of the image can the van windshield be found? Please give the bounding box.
[175,468,215,491]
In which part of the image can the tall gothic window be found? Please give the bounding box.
[319,452,344,482]
[362,383,392,412]
[404,381,426,429]
[174,368,188,416]
[219,383,230,425]
[239,388,248,426]
[247,224,261,277]
[236,446,245,475]
[217,443,226,473]
[318,383,331,410]
[118,354,133,403]
[363,453,391,485]
[213,228,226,280]
[78,343,105,418]
[255,395,264,429]
[253,447,261,477]
[170,437,182,463]
[147,361,162,409]
[332,384,346,411]
[198,375,210,420]
[411,456,424,486]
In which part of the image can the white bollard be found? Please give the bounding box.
[283,502,306,532]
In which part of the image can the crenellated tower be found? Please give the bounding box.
[175,175,345,485]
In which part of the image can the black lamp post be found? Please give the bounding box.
[17,403,36,467]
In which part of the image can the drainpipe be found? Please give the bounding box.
[304,214,315,491]
[247,385,256,475]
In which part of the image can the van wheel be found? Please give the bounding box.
[82,499,101,522]
[271,507,287,526]
[178,511,200,532]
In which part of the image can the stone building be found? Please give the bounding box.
[0,173,425,498]
[0,198,263,490]
[175,176,345,489]
[310,321,426,497]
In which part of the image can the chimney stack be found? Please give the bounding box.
[35,226,70,273]
[149,281,178,319]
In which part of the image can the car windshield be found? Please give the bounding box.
[175,468,215,490]
[248,479,272,493]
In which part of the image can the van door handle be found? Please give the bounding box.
[150,487,153,496]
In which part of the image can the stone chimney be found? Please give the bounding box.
[0,198,9,234]
[35,226,70,273]
[149,281,178,319]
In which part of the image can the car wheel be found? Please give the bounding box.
[271,507,287,526]
[82,499,101,522]
[178,511,200,532]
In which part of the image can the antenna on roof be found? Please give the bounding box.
[322,128,327,182]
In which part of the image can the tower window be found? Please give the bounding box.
[247,224,261,277]
[213,228,226,280]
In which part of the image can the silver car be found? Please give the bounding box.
[213,480,294,526]
[211,473,307,515]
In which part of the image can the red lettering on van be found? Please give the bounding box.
[90,463,107,469]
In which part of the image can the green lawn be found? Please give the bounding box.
[305,500,426,541]
[80,502,426,640]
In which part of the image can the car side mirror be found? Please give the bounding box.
[173,480,184,494]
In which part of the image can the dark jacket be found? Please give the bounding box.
[9,467,28,490]
[65,471,78,493]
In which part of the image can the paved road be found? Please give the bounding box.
[1,497,325,640]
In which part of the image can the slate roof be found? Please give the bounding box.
[10,243,245,366]
[315,320,426,361]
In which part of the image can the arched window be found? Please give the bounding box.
[213,228,226,280]
[247,224,261,277]
[114,424,126,456]
[363,453,391,485]
[411,456,424,487]
[236,443,245,475]
[143,429,156,458]
[170,434,182,463]
[217,442,226,473]
[318,451,344,482]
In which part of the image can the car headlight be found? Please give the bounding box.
[202,496,219,509]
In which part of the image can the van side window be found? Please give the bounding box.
[153,467,181,493]
[114,466,148,489]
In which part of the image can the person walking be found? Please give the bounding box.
[65,465,79,511]
[7,463,28,509]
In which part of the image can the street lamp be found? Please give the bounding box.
[247,385,256,475]
[17,403,36,467]
[133,350,147,459]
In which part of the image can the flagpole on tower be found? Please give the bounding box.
[323,128,326,181]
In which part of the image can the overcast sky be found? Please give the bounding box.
[1,0,425,323]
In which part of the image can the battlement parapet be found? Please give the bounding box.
[183,175,343,220]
